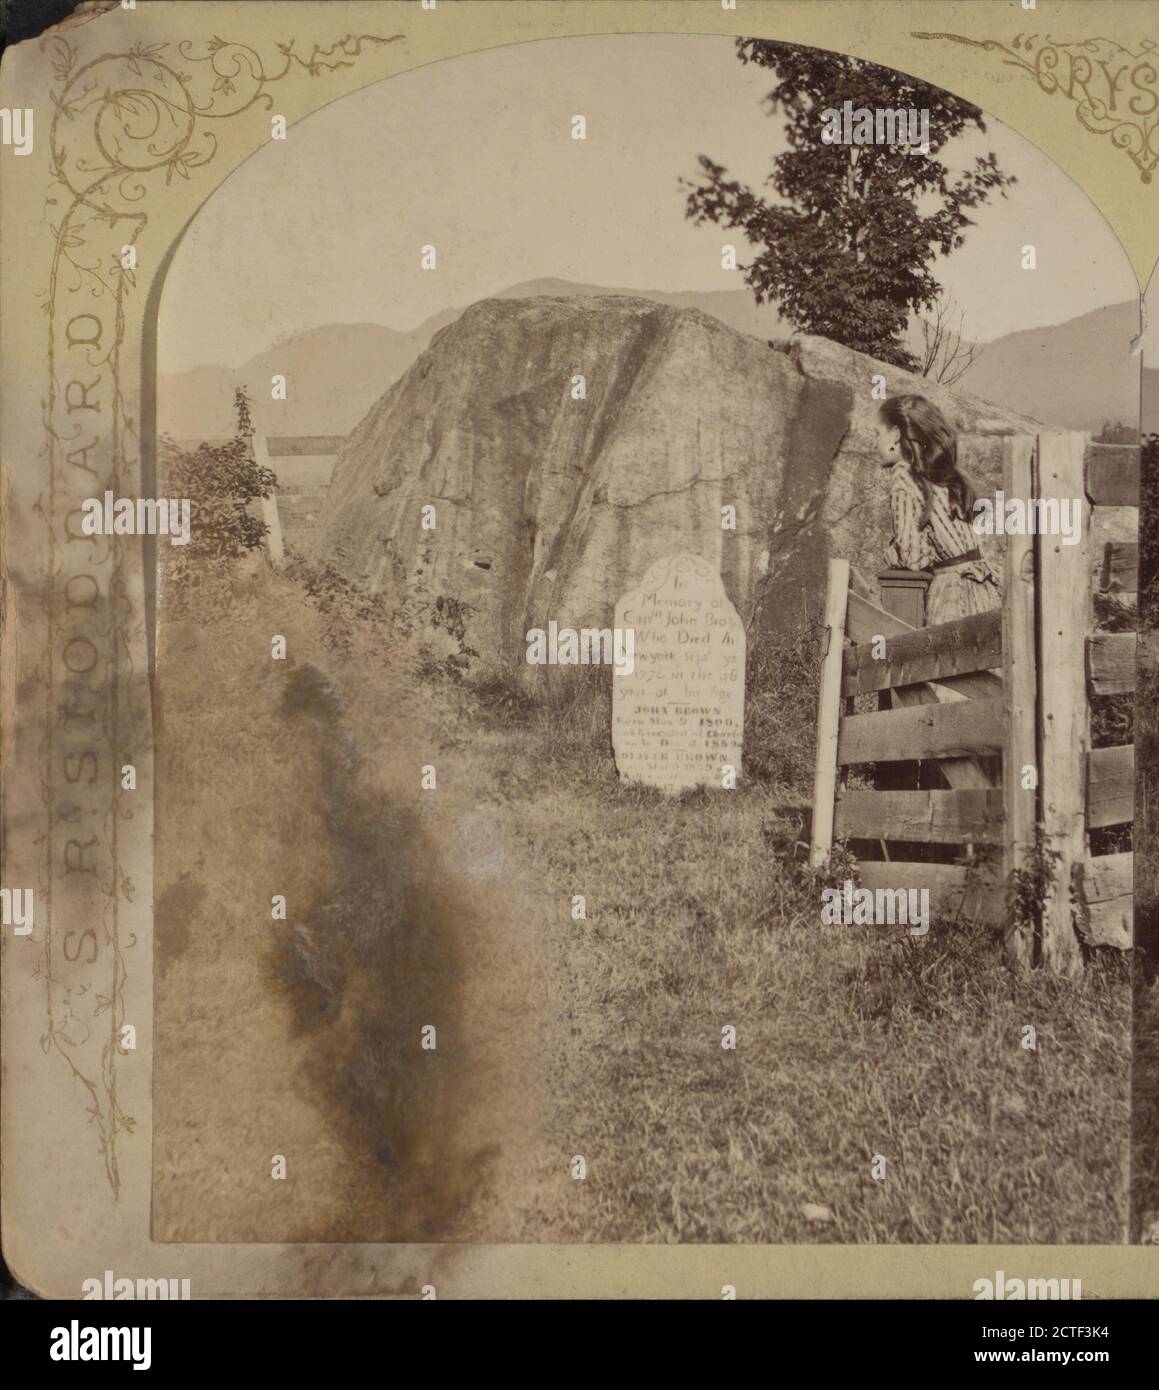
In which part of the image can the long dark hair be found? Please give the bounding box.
[879,394,977,524]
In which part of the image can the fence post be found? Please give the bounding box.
[876,568,929,629]
[252,433,285,567]
[1037,431,1090,976]
[810,558,850,869]
[1002,436,1038,966]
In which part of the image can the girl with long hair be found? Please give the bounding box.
[874,394,1001,624]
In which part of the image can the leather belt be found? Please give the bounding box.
[930,548,982,572]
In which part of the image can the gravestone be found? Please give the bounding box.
[612,553,746,792]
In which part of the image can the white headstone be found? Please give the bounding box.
[612,553,746,792]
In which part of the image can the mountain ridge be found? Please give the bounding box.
[158,282,1153,442]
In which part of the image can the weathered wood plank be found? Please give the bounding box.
[838,697,1004,764]
[1085,443,1139,506]
[1003,434,1038,967]
[846,593,1003,703]
[1039,431,1091,975]
[836,788,1003,843]
[857,860,1003,926]
[1098,541,1138,594]
[885,683,1000,789]
[846,589,1001,789]
[842,609,1002,696]
[1087,632,1137,695]
[847,591,918,644]
[1088,744,1134,829]
[810,559,850,868]
[1073,852,1132,949]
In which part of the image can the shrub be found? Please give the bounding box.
[158,387,277,617]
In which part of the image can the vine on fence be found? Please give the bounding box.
[1006,825,1061,949]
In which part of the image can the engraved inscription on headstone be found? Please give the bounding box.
[612,553,746,792]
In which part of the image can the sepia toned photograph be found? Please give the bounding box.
[2,0,1158,1339]
[148,27,1144,1248]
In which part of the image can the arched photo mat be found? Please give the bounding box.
[2,0,1156,1299]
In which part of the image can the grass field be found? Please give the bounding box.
[153,560,1131,1245]
[455,687,1131,1244]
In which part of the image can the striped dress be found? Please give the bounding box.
[884,463,1001,625]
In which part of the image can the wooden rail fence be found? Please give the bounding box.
[810,431,1139,973]
[252,433,346,563]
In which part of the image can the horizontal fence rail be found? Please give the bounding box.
[1087,632,1137,695]
[263,435,347,457]
[811,430,1139,973]
[837,697,1005,764]
[1088,744,1134,829]
[858,861,1004,926]
[841,609,1003,697]
[1074,851,1133,949]
[835,788,1004,844]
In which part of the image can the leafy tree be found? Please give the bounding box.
[683,40,1015,370]
[160,386,277,562]
[233,383,254,440]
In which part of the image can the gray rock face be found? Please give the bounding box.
[313,295,1043,671]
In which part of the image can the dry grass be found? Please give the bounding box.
[153,561,1131,1245]
[153,563,557,1243]
[455,694,1130,1244]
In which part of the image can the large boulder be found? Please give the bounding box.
[313,295,1044,672]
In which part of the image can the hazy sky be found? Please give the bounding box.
[160,33,1140,374]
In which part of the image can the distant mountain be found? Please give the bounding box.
[955,301,1147,435]
[156,281,790,441]
[158,284,1155,442]
[157,318,458,442]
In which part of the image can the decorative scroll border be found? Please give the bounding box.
[913,31,1159,182]
[6,1,1154,1300]
[37,28,403,1195]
